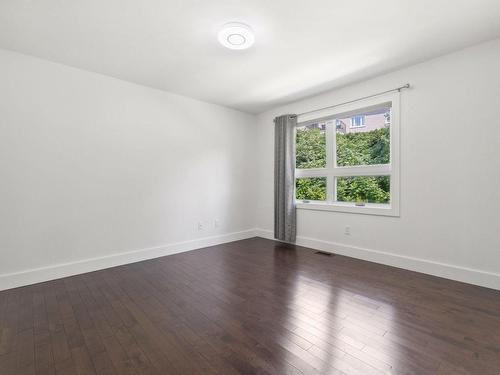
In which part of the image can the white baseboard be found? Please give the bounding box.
[0,229,257,291]
[255,228,500,290]
[4,228,499,292]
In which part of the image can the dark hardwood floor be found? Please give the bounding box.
[1,237,500,374]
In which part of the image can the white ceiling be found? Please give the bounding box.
[1,0,500,113]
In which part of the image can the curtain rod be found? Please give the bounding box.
[295,83,410,118]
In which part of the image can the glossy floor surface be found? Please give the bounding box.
[1,237,500,374]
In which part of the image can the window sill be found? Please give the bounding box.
[296,201,399,217]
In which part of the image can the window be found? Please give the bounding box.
[294,92,400,216]
[384,110,391,124]
[350,115,365,128]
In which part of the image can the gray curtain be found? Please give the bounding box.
[274,114,297,242]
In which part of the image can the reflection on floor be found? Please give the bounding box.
[1,237,499,374]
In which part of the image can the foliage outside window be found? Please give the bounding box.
[336,176,390,204]
[296,125,326,169]
[295,100,398,214]
[336,127,390,167]
[296,177,327,201]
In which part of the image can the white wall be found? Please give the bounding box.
[0,49,257,289]
[256,38,500,289]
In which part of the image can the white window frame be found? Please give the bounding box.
[295,91,400,217]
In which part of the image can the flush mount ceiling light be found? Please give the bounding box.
[218,22,255,50]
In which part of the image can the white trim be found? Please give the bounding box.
[296,201,397,216]
[296,164,391,177]
[254,229,500,291]
[298,95,393,124]
[0,229,257,291]
[390,93,401,216]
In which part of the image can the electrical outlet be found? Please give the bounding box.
[344,226,351,235]
[197,222,204,231]
[214,219,220,228]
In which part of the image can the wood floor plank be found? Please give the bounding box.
[2,238,500,374]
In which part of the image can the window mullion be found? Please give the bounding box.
[326,121,335,169]
[296,168,330,178]
[326,121,335,202]
[328,175,335,202]
[331,165,391,177]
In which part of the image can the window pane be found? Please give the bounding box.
[296,123,327,169]
[336,176,390,204]
[351,115,365,127]
[336,106,391,166]
[296,177,327,201]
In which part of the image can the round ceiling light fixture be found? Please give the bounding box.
[218,22,255,50]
